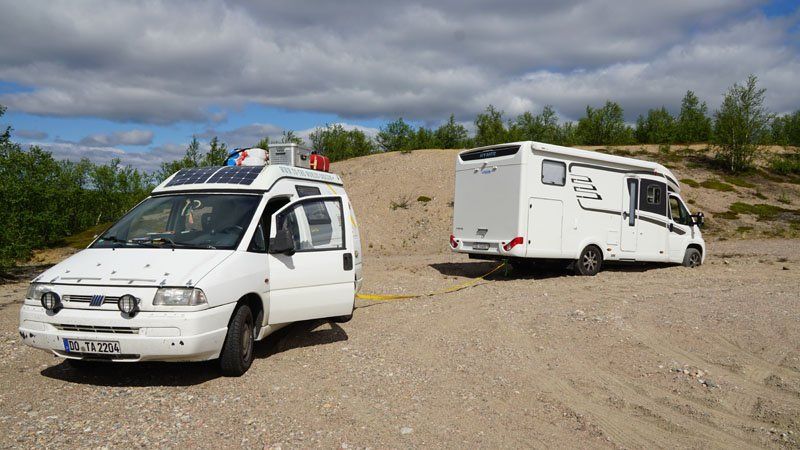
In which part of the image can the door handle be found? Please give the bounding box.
[622,211,629,219]
[669,223,674,232]
[343,253,353,271]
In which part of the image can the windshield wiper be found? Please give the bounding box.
[141,237,216,250]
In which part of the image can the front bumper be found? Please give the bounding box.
[18,303,236,362]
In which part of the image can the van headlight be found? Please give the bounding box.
[26,283,52,301]
[153,288,208,306]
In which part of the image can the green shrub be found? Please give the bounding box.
[680,178,699,188]
[768,154,800,175]
[723,175,756,189]
[728,202,791,221]
[778,193,792,204]
[713,211,739,220]
[700,179,736,192]
[417,195,432,203]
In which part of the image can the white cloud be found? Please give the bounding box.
[79,129,154,146]
[0,0,797,126]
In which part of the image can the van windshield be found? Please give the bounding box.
[91,193,261,250]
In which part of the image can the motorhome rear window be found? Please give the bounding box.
[541,160,566,186]
[460,145,519,161]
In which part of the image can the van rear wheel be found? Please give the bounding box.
[682,248,702,268]
[219,304,255,377]
[575,245,602,276]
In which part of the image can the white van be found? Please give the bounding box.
[19,160,362,376]
[450,141,705,275]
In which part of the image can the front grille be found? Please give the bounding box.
[55,324,139,334]
[63,295,120,305]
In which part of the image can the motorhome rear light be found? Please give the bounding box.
[449,234,458,248]
[503,237,524,251]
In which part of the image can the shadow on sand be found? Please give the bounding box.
[39,319,348,387]
[429,259,673,281]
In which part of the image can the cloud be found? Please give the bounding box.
[198,123,283,148]
[14,129,48,139]
[0,0,797,126]
[78,129,154,146]
[27,139,192,173]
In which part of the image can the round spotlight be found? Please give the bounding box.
[41,291,61,311]
[118,294,139,315]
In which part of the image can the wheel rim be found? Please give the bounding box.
[689,252,700,267]
[582,250,598,273]
[241,323,253,362]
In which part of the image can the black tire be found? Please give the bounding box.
[574,245,603,276]
[682,248,702,268]
[219,304,255,377]
[330,300,355,323]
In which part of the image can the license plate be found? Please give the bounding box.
[62,338,121,354]
[473,242,490,250]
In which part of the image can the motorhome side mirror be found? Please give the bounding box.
[692,212,705,228]
[269,228,295,256]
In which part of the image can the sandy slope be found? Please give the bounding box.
[0,148,799,448]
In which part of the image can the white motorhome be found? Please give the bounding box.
[450,141,705,275]
[19,151,362,376]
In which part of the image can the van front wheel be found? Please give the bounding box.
[575,245,602,276]
[219,304,255,377]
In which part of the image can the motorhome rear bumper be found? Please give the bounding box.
[18,303,236,362]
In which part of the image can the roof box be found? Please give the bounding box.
[268,143,311,169]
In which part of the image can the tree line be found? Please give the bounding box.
[1,74,798,271]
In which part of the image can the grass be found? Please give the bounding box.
[723,175,756,189]
[390,196,411,210]
[680,178,699,188]
[778,193,792,204]
[62,222,114,249]
[687,199,696,205]
[713,211,739,220]
[754,191,768,200]
[736,226,754,233]
[728,202,791,221]
[700,179,736,192]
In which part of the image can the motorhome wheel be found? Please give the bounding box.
[575,245,602,276]
[682,248,702,268]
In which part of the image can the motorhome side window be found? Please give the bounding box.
[296,185,321,197]
[541,160,566,186]
[639,179,667,216]
[276,199,345,251]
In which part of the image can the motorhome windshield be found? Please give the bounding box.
[91,193,261,250]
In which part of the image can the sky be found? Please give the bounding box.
[1,0,798,172]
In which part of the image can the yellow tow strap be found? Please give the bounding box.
[355,262,506,301]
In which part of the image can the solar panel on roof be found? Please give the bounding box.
[206,166,263,185]
[165,167,220,187]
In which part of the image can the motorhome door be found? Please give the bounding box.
[621,177,638,252]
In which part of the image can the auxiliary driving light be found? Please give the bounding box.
[41,291,61,312]
[117,294,139,315]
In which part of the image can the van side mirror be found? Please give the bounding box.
[691,212,704,228]
[269,228,295,256]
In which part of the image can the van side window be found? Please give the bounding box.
[296,185,321,197]
[541,160,566,186]
[638,179,667,216]
[276,198,345,251]
[248,197,291,253]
